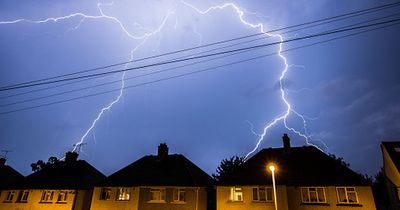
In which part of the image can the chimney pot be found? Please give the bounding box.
[157,143,169,161]
[65,151,78,163]
[0,157,6,166]
[283,133,291,149]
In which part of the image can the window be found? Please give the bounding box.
[57,191,67,203]
[17,190,29,202]
[99,188,111,200]
[301,187,326,203]
[336,187,358,204]
[252,187,273,202]
[149,188,166,203]
[173,188,186,203]
[4,191,15,202]
[116,188,130,201]
[41,190,54,202]
[230,187,243,202]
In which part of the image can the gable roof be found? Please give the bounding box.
[99,154,214,187]
[12,159,105,190]
[381,141,400,173]
[0,162,24,189]
[218,146,369,186]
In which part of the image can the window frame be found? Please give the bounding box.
[229,187,243,202]
[116,187,131,201]
[300,187,327,203]
[99,188,112,200]
[252,186,273,202]
[336,187,359,204]
[172,188,186,204]
[4,191,15,202]
[148,188,166,203]
[56,191,68,203]
[40,190,55,203]
[16,190,29,203]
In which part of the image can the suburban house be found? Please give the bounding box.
[89,143,215,210]
[0,157,24,193]
[0,151,105,210]
[216,134,376,210]
[381,141,400,209]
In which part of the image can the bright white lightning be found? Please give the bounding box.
[181,1,324,158]
[0,2,174,152]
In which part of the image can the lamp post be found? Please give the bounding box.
[268,164,278,210]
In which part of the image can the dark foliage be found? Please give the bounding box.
[212,156,244,181]
[30,156,60,172]
[372,167,390,210]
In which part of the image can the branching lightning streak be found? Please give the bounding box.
[181,1,324,158]
[1,2,174,152]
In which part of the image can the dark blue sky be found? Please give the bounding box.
[0,0,399,176]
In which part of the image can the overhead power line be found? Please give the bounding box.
[0,1,399,90]
[1,18,399,115]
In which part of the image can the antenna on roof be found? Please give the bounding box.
[1,150,12,159]
[72,143,87,154]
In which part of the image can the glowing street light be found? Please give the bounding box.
[267,163,278,210]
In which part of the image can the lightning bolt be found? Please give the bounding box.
[0,2,174,152]
[181,1,325,158]
[1,1,326,157]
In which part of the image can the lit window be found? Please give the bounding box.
[116,188,130,201]
[301,187,326,203]
[149,188,166,203]
[99,188,111,200]
[252,187,273,202]
[230,187,243,202]
[17,190,29,202]
[57,191,68,203]
[336,187,358,204]
[4,191,15,202]
[41,190,54,202]
[173,188,186,203]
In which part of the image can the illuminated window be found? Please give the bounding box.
[301,187,326,203]
[116,188,130,201]
[99,188,111,200]
[230,187,243,202]
[173,188,186,203]
[57,191,67,203]
[41,190,54,202]
[16,190,29,202]
[252,187,273,202]
[4,191,15,202]
[336,187,358,204]
[149,188,166,203]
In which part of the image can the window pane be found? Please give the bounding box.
[179,190,186,202]
[266,188,273,201]
[301,188,309,202]
[309,191,317,202]
[259,188,266,201]
[252,188,258,201]
[317,188,325,202]
[347,192,357,203]
[337,188,347,202]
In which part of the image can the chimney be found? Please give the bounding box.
[157,143,169,161]
[282,133,291,149]
[0,157,6,166]
[65,151,78,164]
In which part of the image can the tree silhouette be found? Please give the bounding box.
[30,156,60,172]
[212,156,245,181]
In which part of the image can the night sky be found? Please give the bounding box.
[0,0,399,177]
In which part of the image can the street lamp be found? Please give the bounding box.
[267,163,278,210]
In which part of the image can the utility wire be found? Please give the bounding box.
[1,17,399,92]
[1,19,399,115]
[1,1,399,90]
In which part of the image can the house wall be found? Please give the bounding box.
[0,189,90,210]
[382,145,400,209]
[138,187,208,210]
[216,186,289,210]
[286,186,376,210]
[89,187,139,210]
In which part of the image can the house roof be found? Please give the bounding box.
[0,161,24,189]
[218,146,369,186]
[381,141,400,173]
[99,154,214,187]
[12,159,105,190]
